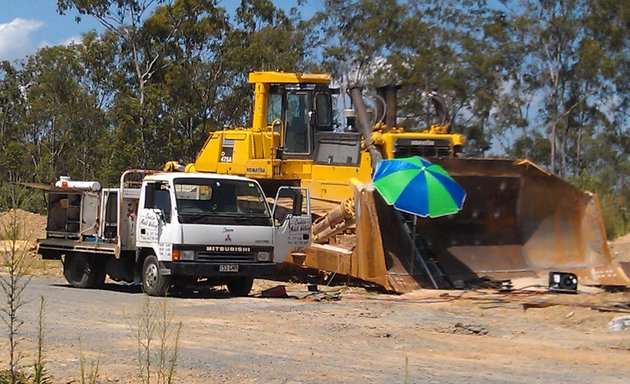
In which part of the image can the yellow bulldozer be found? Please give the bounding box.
[167,71,630,292]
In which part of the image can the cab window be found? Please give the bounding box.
[145,182,172,222]
[315,92,332,130]
[285,92,310,153]
[267,92,283,126]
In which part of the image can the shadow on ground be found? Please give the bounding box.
[52,282,241,299]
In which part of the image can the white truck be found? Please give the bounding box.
[36,170,311,296]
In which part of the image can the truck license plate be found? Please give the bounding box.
[219,264,239,272]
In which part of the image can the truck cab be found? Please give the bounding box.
[138,172,281,296]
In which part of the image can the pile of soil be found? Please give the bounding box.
[611,231,630,261]
[0,209,59,275]
[0,209,47,241]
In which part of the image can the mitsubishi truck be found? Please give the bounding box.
[35,170,311,296]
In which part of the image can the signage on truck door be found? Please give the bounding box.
[138,208,173,261]
[137,210,159,242]
[272,187,312,263]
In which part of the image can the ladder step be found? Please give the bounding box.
[394,211,452,289]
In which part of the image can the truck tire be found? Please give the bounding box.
[227,277,254,297]
[63,254,105,288]
[142,255,171,296]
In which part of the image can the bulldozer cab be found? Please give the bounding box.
[265,84,335,157]
[246,71,337,161]
[264,81,367,170]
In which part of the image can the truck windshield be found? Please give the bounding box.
[174,178,271,225]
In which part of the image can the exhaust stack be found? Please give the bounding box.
[376,85,399,130]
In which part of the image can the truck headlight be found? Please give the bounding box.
[181,250,195,261]
[257,251,271,262]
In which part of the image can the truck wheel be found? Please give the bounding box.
[63,254,105,288]
[142,255,171,296]
[227,277,254,297]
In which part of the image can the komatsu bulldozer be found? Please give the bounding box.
[168,71,630,292]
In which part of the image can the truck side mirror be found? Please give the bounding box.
[273,207,287,227]
[154,208,166,223]
[292,191,303,216]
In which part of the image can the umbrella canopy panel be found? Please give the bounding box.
[373,156,466,218]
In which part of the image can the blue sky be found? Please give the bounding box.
[0,0,321,62]
[0,0,100,60]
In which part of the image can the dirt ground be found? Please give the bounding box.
[2,210,630,383]
[1,275,630,384]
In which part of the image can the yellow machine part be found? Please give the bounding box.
[303,157,630,292]
[187,125,628,291]
[192,129,280,177]
[376,130,466,159]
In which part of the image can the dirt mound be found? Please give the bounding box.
[0,209,60,276]
[613,231,630,244]
[0,209,47,242]
[610,231,630,262]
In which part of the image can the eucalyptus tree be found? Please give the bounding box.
[142,0,230,164]
[497,0,630,179]
[580,0,630,236]
[309,0,402,104]
[136,0,310,164]
[311,0,510,155]
[0,61,28,183]
[56,0,311,170]
[57,0,181,168]
[581,0,630,181]
[214,0,311,128]
[390,1,512,156]
[18,43,109,183]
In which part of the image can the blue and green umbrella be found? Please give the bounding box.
[372,156,466,218]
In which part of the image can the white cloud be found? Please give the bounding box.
[39,35,82,50]
[0,18,44,61]
[62,35,82,46]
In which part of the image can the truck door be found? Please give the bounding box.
[272,187,311,263]
[137,181,175,260]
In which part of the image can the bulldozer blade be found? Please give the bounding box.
[418,158,629,286]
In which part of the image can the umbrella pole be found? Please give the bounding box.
[410,216,417,276]
[410,215,439,289]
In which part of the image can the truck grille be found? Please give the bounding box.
[196,252,257,263]
[394,138,452,158]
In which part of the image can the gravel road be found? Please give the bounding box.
[3,274,630,384]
